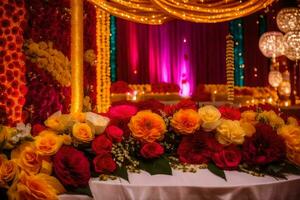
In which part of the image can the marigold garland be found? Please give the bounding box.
[96,8,111,113]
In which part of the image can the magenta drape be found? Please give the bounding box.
[117,19,228,95]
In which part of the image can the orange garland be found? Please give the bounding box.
[0,0,27,125]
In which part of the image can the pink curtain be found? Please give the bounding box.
[116,19,228,95]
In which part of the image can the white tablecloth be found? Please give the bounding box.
[59,194,93,200]
[89,169,300,200]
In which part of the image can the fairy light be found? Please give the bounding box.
[226,34,235,101]
[96,8,111,113]
[88,0,275,24]
[89,0,170,25]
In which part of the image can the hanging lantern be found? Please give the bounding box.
[283,31,300,61]
[276,7,300,33]
[259,32,285,59]
[278,70,291,96]
[268,70,283,88]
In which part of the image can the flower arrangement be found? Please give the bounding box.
[1,100,300,199]
[24,40,71,87]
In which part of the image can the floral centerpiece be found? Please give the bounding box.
[1,100,300,199]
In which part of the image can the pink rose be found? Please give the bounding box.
[106,125,123,143]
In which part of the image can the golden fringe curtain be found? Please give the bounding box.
[89,0,276,24]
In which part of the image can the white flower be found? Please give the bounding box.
[86,112,110,134]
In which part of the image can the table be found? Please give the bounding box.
[59,194,93,200]
[89,169,300,200]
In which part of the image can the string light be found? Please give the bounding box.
[96,8,111,112]
[226,34,235,101]
[151,0,275,23]
[89,0,170,25]
[88,0,275,24]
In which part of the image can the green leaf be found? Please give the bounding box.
[282,162,300,175]
[267,163,283,174]
[113,165,129,182]
[67,186,92,197]
[207,163,227,181]
[139,156,172,175]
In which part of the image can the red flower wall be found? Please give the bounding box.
[0,0,27,125]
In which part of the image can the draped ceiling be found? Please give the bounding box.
[89,0,276,24]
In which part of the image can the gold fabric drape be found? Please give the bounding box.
[89,0,276,24]
[89,0,171,25]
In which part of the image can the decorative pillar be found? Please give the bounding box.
[70,0,84,113]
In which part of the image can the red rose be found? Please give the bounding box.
[177,132,222,164]
[140,142,164,159]
[218,105,241,120]
[92,135,112,155]
[108,105,138,121]
[137,99,164,114]
[164,99,197,116]
[93,153,117,173]
[31,123,46,136]
[212,146,242,170]
[106,125,123,143]
[242,123,286,165]
[53,146,90,188]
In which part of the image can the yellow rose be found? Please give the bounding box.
[71,112,86,123]
[34,130,63,156]
[61,134,72,145]
[0,126,17,149]
[72,122,94,143]
[44,112,72,131]
[11,142,41,174]
[198,105,221,132]
[287,117,299,126]
[171,109,202,135]
[216,120,246,146]
[0,160,17,183]
[258,111,284,128]
[240,110,257,125]
[129,110,166,142]
[278,125,300,152]
[7,171,65,200]
[240,122,256,137]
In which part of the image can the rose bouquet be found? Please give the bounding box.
[1,100,300,199]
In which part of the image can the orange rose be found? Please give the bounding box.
[72,122,94,143]
[129,110,166,142]
[240,122,256,137]
[34,130,63,156]
[278,125,300,152]
[7,171,65,200]
[171,109,202,135]
[0,160,17,184]
[11,142,41,174]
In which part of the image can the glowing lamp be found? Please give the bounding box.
[259,32,285,59]
[268,70,283,88]
[276,7,300,33]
